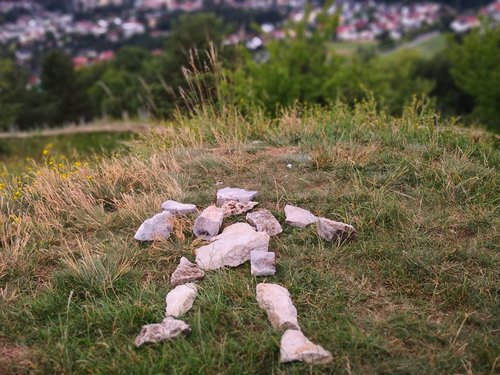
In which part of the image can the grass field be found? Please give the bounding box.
[397,32,448,59]
[0,103,498,373]
[0,131,136,173]
[331,32,447,59]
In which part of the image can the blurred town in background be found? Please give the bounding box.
[1,0,499,133]
[2,0,499,76]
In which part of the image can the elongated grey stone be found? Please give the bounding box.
[280,329,332,364]
[193,205,224,240]
[221,200,259,217]
[256,283,300,331]
[170,257,205,287]
[134,317,191,347]
[246,209,282,236]
[161,200,197,215]
[284,205,317,228]
[134,211,174,241]
[317,217,356,242]
[165,283,198,317]
[216,187,258,205]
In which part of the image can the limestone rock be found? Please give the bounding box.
[250,251,276,276]
[280,329,333,364]
[170,257,205,287]
[193,205,224,240]
[216,187,258,205]
[134,211,174,241]
[165,283,198,317]
[246,209,283,236]
[256,283,300,331]
[221,200,259,217]
[317,217,356,242]
[161,200,197,215]
[134,317,191,347]
[284,205,317,228]
[195,223,270,271]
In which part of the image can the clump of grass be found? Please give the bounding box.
[53,239,137,298]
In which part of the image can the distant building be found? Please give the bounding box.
[451,16,480,33]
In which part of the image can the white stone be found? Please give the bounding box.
[134,211,174,241]
[134,317,191,347]
[317,217,357,242]
[170,257,205,287]
[280,329,333,364]
[256,283,300,331]
[284,205,317,228]
[165,283,198,317]
[195,223,270,270]
[221,200,259,217]
[161,200,197,215]
[216,187,258,205]
[250,251,276,276]
[193,205,224,240]
[246,209,283,236]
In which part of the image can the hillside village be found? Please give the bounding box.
[2,0,500,76]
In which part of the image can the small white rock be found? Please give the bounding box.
[256,283,300,331]
[250,251,276,276]
[317,217,357,242]
[170,257,205,287]
[280,329,333,364]
[161,200,197,215]
[134,211,174,241]
[246,209,283,236]
[134,317,191,347]
[193,205,224,240]
[221,200,259,217]
[287,164,292,169]
[216,187,258,205]
[165,283,198,317]
[284,204,317,228]
[195,223,270,271]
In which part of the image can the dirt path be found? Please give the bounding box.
[0,123,154,139]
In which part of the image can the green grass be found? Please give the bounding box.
[0,103,498,374]
[330,40,379,57]
[0,131,136,172]
[394,33,448,59]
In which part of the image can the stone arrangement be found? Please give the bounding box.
[133,187,357,365]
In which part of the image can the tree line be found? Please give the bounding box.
[0,11,499,132]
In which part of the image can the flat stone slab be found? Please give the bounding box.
[216,187,258,205]
[280,329,333,364]
[256,283,300,331]
[317,217,357,242]
[284,205,317,228]
[221,200,259,217]
[134,211,174,241]
[170,257,205,287]
[134,317,191,347]
[165,283,198,317]
[246,209,283,236]
[161,200,197,215]
[250,251,276,276]
[193,205,224,240]
[195,223,270,270]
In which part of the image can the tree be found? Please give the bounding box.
[0,59,28,130]
[41,50,90,125]
[450,27,500,131]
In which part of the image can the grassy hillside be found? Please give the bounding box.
[0,102,499,374]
